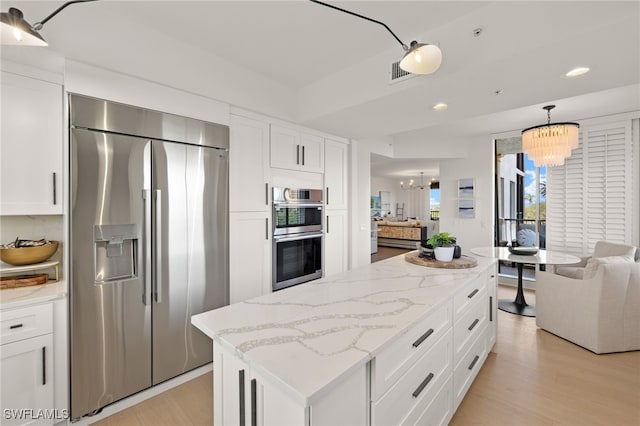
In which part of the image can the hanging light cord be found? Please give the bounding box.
[32,0,99,30]
[309,0,409,51]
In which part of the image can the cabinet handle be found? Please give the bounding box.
[239,370,246,426]
[468,288,479,299]
[296,145,300,165]
[326,187,329,205]
[468,318,480,331]
[468,355,480,371]
[9,323,23,329]
[326,215,329,234]
[412,372,434,398]
[250,378,257,426]
[302,145,305,165]
[42,347,46,385]
[412,328,434,348]
[265,218,269,241]
[490,296,493,321]
[52,172,57,205]
[265,183,269,205]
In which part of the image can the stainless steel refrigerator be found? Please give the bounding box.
[69,94,229,420]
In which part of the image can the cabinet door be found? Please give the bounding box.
[299,133,324,173]
[324,139,348,210]
[324,211,348,278]
[1,334,54,426]
[230,211,272,303]
[230,115,271,212]
[0,71,63,215]
[270,125,302,170]
[214,342,250,426]
[251,369,308,426]
[487,264,498,349]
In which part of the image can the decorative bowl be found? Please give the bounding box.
[507,246,539,256]
[0,241,59,266]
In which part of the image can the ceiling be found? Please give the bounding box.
[2,1,639,181]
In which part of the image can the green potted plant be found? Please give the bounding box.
[427,232,457,262]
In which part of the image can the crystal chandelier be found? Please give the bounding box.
[521,105,579,167]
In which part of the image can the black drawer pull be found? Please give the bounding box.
[468,288,479,299]
[489,296,493,321]
[468,318,480,331]
[412,328,434,348]
[251,378,257,426]
[412,372,434,398]
[468,355,480,370]
[239,369,245,426]
[9,323,24,329]
[42,347,46,385]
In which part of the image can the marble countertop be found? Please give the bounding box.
[192,252,495,406]
[0,280,67,310]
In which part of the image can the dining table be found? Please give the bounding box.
[470,246,581,317]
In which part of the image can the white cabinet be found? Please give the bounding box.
[230,115,271,212]
[324,211,348,278]
[214,341,367,426]
[230,212,271,304]
[270,125,324,173]
[0,303,55,426]
[0,71,63,215]
[324,139,348,210]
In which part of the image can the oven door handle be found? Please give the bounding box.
[273,232,324,243]
[273,203,323,209]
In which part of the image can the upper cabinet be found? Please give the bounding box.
[1,71,63,215]
[324,139,349,210]
[229,115,271,212]
[270,124,324,173]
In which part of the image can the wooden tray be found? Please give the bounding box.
[405,252,478,269]
[0,273,49,289]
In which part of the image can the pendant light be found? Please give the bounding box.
[309,0,442,75]
[521,105,579,167]
[1,0,98,47]
[401,172,429,190]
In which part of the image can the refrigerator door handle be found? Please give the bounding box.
[154,189,163,304]
[143,189,152,306]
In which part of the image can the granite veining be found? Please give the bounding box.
[192,252,495,405]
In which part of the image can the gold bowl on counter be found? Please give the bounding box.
[0,240,59,266]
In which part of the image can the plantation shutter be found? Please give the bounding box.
[547,120,633,256]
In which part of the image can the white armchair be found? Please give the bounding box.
[536,242,640,354]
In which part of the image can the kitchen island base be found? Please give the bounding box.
[193,254,498,425]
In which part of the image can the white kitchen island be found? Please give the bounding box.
[192,252,497,426]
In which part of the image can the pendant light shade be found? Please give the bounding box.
[1,1,98,47]
[310,1,442,75]
[522,105,579,167]
[0,8,47,46]
[400,41,442,75]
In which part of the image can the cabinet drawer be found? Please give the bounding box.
[372,301,451,400]
[453,288,487,366]
[1,303,53,345]
[371,329,452,426]
[404,375,453,426]
[453,269,487,317]
[453,330,487,410]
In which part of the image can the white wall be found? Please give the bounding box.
[350,140,372,269]
[436,137,495,254]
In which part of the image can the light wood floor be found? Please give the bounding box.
[371,245,411,262]
[94,285,640,426]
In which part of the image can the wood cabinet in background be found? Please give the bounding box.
[0,71,63,215]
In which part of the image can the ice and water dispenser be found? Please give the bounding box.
[94,224,138,282]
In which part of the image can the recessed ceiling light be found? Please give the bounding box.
[433,103,448,111]
[566,67,590,77]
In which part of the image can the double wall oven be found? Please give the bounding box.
[272,187,323,291]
